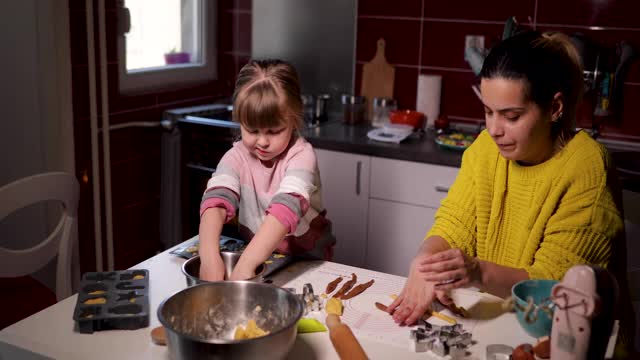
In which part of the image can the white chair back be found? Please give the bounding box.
[0,172,79,300]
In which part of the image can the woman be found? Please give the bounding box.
[389,31,633,355]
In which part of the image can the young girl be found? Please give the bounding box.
[389,31,634,355]
[198,59,335,281]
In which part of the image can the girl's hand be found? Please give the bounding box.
[229,262,257,281]
[417,248,481,291]
[199,254,225,281]
[229,248,264,280]
[387,256,437,326]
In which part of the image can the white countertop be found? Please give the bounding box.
[0,238,537,360]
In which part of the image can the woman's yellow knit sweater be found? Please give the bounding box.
[427,130,625,281]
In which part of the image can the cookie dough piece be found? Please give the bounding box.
[234,319,269,340]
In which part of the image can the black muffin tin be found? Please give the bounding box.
[73,269,150,334]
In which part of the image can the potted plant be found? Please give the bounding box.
[164,48,191,65]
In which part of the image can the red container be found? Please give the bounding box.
[389,110,425,129]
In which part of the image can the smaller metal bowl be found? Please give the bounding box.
[182,252,266,286]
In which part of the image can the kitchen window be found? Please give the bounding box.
[117,0,216,93]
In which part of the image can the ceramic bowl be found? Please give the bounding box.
[389,110,425,129]
[511,279,558,338]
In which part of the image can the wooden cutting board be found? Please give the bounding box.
[360,38,395,119]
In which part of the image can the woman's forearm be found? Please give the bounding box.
[477,260,529,298]
[417,236,452,259]
[419,236,527,298]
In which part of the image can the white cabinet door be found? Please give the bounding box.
[366,198,436,276]
[316,149,370,267]
[370,157,458,208]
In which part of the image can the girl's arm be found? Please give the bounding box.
[198,207,227,281]
[230,214,288,280]
[198,146,243,280]
[230,140,318,280]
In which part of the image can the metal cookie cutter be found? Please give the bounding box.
[296,283,322,314]
[486,344,514,360]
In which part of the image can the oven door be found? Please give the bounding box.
[180,121,239,240]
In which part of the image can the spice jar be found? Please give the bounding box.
[341,95,366,125]
[371,97,397,127]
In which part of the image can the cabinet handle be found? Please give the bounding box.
[435,185,449,193]
[356,161,362,195]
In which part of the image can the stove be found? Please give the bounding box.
[163,103,237,131]
[162,102,241,241]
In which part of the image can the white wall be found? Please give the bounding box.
[0,1,74,290]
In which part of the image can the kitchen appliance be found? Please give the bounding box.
[550,265,618,360]
[252,0,355,115]
[157,281,304,360]
[367,124,414,144]
[162,103,239,243]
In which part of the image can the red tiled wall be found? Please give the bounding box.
[68,0,251,271]
[356,0,640,142]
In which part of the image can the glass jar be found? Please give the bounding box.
[302,94,317,127]
[371,97,397,127]
[302,94,331,127]
[341,95,366,125]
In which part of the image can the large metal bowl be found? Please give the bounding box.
[182,252,266,286]
[157,282,304,360]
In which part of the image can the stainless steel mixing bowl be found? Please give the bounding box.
[157,281,304,359]
[182,252,266,286]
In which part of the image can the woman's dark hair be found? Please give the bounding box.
[480,31,584,145]
[232,59,303,131]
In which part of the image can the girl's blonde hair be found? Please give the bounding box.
[480,31,584,147]
[232,59,303,131]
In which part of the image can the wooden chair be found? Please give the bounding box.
[0,172,79,328]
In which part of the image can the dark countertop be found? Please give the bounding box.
[302,120,463,168]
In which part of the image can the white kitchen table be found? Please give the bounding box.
[0,237,538,360]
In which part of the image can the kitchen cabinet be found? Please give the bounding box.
[369,157,458,207]
[366,199,436,276]
[622,189,640,351]
[366,157,458,276]
[316,149,370,267]
[316,149,459,275]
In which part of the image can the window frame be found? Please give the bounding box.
[116,0,217,94]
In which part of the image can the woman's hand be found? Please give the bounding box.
[199,253,225,281]
[387,255,438,326]
[417,248,481,291]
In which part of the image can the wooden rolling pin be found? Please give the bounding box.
[325,314,368,360]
